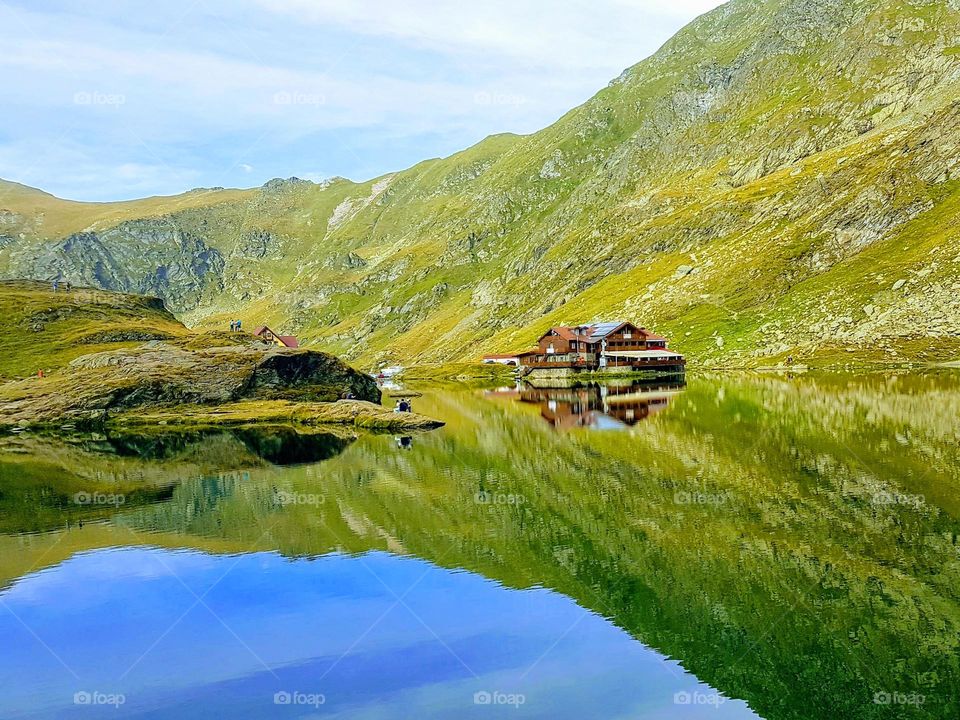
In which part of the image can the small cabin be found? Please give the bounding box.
[253,325,299,349]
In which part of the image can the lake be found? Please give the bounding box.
[1,372,958,719]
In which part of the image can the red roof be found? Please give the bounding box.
[254,325,299,348]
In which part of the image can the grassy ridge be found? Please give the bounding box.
[0,279,187,379]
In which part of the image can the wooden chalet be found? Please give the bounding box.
[513,321,684,374]
[253,325,299,349]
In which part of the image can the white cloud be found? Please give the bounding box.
[0,0,728,200]
[256,0,726,70]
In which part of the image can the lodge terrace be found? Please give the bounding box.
[485,321,686,376]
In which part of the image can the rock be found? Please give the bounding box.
[676,265,695,278]
[892,279,907,291]
[0,337,380,428]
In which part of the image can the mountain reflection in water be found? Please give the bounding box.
[1,372,959,719]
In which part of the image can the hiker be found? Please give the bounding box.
[399,399,411,413]
[394,400,403,413]
[37,369,44,379]
[64,281,71,292]
[236,319,242,331]
[230,321,237,332]
[52,280,59,292]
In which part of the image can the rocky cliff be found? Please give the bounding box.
[0,280,383,427]
[1,0,959,367]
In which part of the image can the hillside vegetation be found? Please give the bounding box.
[0,279,187,379]
[1,0,960,368]
[0,281,416,429]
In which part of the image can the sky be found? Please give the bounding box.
[0,0,726,201]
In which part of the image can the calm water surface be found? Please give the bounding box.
[1,373,958,719]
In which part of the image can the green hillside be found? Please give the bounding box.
[0,279,187,379]
[1,0,959,368]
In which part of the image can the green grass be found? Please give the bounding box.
[0,279,188,380]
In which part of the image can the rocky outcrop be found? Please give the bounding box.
[0,337,380,427]
[13,221,225,312]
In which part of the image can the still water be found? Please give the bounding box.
[0,373,958,719]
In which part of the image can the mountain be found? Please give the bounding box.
[2,0,960,368]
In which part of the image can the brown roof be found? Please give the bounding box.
[539,326,591,342]
[539,322,669,344]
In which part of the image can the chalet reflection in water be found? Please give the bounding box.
[489,380,687,430]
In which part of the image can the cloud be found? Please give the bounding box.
[255,0,727,70]
[0,0,727,200]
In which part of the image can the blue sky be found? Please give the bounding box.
[1,547,757,718]
[0,0,725,201]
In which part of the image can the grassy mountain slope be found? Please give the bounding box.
[0,279,187,379]
[1,0,960,368]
